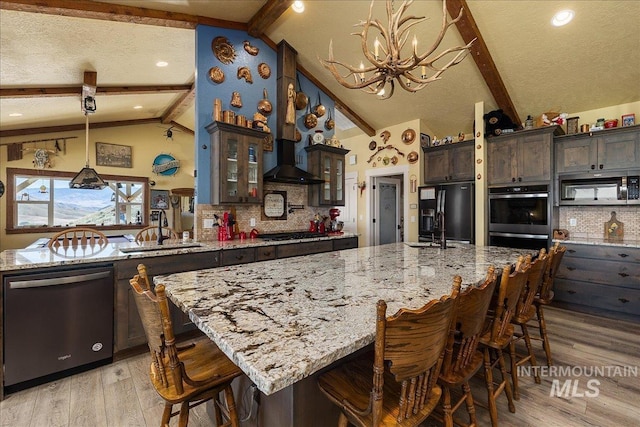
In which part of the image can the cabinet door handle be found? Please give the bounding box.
[263,251,272,256]
[512,177,516,182]
[591,164,595,170]
[567,290,576,294]
[568,249,576,254]
[618,253,628,258]
[566,266,576,271]
[599,164,604,169]
[618,298,629,304]
[618,272,629,278]
[518,177,522,182]
[235,255,245,260]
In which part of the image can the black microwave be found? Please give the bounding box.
[559,171,640,205]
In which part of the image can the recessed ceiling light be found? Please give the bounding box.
[156,61,169,67]
[133,105,143,109]
[552,9,574,27]
[292,1,304,13]
[9,113,23,117]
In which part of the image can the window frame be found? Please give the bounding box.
[6,168,150,234]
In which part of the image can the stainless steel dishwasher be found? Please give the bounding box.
[3,265,114,391]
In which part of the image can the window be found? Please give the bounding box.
[6,168,149,233]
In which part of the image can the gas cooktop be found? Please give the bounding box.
[259,231,328,241]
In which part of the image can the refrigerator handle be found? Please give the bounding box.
[440,189,446,213]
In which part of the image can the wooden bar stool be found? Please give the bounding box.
[135,225,178,243]
[437,266,498,427]
[48,227,109,257]
[318,279,462,427]
[509,250,549,400]
[478,256,530,427]
[529,242,567,366]
[130,264,241,427]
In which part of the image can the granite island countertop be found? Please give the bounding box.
[0,233,357,272]
[155,242,534,396]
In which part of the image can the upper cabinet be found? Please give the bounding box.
[305,144,350,206]
[206,121,265,204]
[555,126,640,174]
[422,141,474,184]
[487,126,562,186]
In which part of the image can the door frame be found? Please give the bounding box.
[374,177,402,245]
[365,165,409,247]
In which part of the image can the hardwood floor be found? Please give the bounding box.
[2,306,639,427]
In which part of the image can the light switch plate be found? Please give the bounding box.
[250,218,256,227]
[569,218,577,226]
[349,155,357,165]
[204,218,214,228]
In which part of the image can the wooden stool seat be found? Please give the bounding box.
[130,264,242,427]
[135,225,178,243]
[318,279,461,427]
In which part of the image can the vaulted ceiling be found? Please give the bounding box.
[1,0,639,140]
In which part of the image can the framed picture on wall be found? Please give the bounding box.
[96,142,132,168]
[621,114,635,127]
[150,190,170,210]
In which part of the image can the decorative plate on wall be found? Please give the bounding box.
[212,36,236,64]
[407,151,419,164]
[369,140,377,150]
[209,67,224,84]
[402,128,416,144]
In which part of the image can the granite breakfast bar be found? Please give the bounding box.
[155,242,532,426]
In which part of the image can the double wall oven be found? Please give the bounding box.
[489,185,550,250]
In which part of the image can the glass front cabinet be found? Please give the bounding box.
[206,121,265,204]
[306,144,350,206]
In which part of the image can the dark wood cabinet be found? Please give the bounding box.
[487,126,562,186]
[555,126,640,174]
[206,121,266,204]
[553,243,640,321]
[114,251,220,352]
[422,141,474,184]
[305,145,350,206]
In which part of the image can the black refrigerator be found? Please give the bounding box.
[419,182,475,243]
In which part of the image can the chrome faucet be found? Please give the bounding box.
[157,209,170,245]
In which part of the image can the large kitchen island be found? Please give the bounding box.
[155,242,532,426]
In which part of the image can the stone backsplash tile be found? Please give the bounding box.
[559,206,639,240]
[195,182,335,241]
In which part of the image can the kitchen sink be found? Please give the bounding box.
[119,243,202,253]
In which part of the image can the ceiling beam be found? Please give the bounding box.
[161,85,196,125]
[1,85,193,98]
[0,118,162,138]
[0,0,247,30]
[168,121,194,136]
[447,0,521,125]
[247,0,293,37]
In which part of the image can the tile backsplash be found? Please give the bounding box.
[195,182,332,241]
[559,206,639,240]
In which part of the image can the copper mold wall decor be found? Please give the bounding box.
[243,40,259,56]
[237,66,253,84]
[209,67,225,84]
[212,36,236,64]
[258,63,271,79]
[230,91,242,108]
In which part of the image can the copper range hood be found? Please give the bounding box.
[263,40,323,185]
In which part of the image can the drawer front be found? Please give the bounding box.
[557,257,640,289]
[221,248,256,266]
[333,237,358,251]
[564,245,640,263]
[256,245,276,261]
[277,240,333,258]
[554,278,640,315]
[116,251,220,279]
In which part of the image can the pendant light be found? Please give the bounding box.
[69,85,107,189]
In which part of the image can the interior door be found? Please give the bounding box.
[342,173,358,234]
[374,177,401,245]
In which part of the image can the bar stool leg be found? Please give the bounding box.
[537,304,553,366]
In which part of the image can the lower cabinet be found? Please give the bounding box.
[114,251,221,352]
[553,243,640,321]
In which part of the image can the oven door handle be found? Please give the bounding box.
[9,271,111,289]
[490,231,549,239]
[489,193,548,199]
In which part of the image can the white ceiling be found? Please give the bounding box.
[1,1,639,139]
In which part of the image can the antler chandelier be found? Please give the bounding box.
[320,0,475,99]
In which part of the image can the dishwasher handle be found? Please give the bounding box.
[9,271,112,289]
